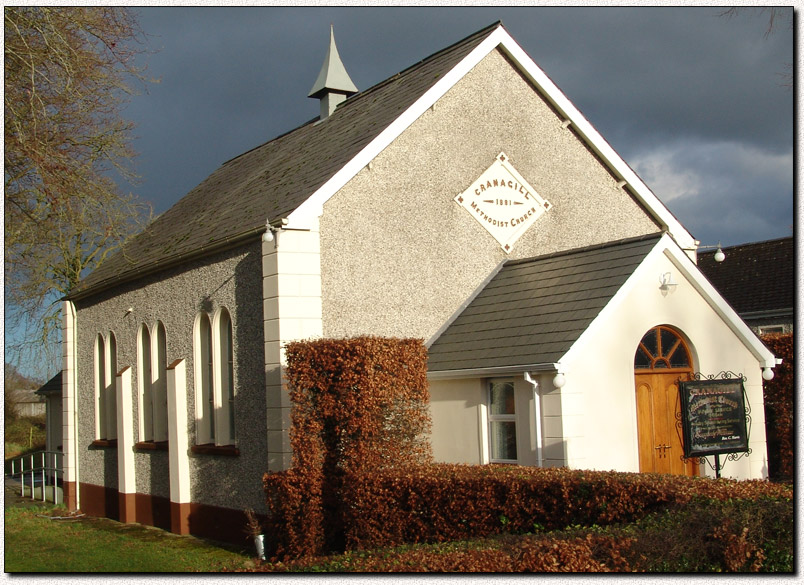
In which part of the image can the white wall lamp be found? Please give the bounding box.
[698,241,726,262]
[762,367,775,381]
[659,272,678,295]
[262,218,288,243]
[552,372,566,389]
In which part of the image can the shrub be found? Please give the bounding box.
[760,333,793,480]
[263,336,431,559]
[340,464,792,551]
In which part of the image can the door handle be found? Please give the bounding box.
[654,444,671,457]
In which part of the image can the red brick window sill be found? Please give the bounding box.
[89,439,118,449]
[134,441,169,451]
[191,444,240,457]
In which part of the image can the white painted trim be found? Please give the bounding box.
[524,372,543,467]
[478,401,490,466]
[61,300,79,508]
[495,38,694,250]
[560,234,776,370]
[661,242,776,368]
[286,28,508,229]
[427,362,559,380]
[116,366,135,495]
[285,26,694,252]
[167,359,191,504]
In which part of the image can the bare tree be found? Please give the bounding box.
[4,7,153,376]
[720,7,793,89]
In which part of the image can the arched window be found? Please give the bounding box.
[138,322,169,444]
[217,309,235,444]
[194,313,214,444]
[153,322,168,442]
[634,325,691,370]
[94,334,106,440]
[94,332,118,440]
[138,324,153,441]
[194,308,235,446]
[106,333,118,440]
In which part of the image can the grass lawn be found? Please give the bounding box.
[4,502,256,572]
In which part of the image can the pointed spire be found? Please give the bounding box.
[308,25,358,119]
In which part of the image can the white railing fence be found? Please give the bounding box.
[5,451,63,505]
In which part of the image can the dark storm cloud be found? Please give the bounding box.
[124,6,793,247]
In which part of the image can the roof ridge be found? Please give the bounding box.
[699,235,793,253]
[221,115,319,167]
[504,232,664,267]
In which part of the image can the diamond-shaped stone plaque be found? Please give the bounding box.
[455,153,551,253]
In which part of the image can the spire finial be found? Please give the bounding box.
[308,25,358,119]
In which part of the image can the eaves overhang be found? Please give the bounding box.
[427,362,559,381]
[66,225,265,302]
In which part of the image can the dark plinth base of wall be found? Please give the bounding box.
[75,482,251,546]
[79,482,119,520]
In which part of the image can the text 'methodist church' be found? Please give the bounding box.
[57,22,779,542]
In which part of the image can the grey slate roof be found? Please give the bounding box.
[697,237,794,317]
[35,371,62,396]
[427,234,663,373]
[71,22,503,299]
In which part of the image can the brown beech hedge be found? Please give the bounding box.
[760,333,793,480]
[340,464,792,551]
[263,336,793,562]
[263,336,432,559]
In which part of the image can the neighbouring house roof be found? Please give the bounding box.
[697,237,794,318]
[70,21,694,301]
[427,234,663,374]
[35,371,62,397]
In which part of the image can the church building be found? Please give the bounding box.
[60,22,778,542]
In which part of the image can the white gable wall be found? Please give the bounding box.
[320,49,660,341]
[558,244,769,479]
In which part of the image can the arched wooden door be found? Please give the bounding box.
[634,326,698,476]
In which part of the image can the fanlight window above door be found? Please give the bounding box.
[634,326,691,370]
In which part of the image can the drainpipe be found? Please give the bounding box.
[523,372,543,467]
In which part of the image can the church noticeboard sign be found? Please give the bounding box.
[678,378,749,458]
[455,153,551,253]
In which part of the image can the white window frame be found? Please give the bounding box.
[152,322,169,442]
[94,334,106,440]
[137,322,169,443]
[193,312,215,445]
[213,308,235,446]
[194,308,236,446]
[94,332,118,441]
[105,333,118,441]
[487,379,518,464]
[137,324,153,442]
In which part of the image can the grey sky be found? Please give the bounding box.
[124,6,794,247]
